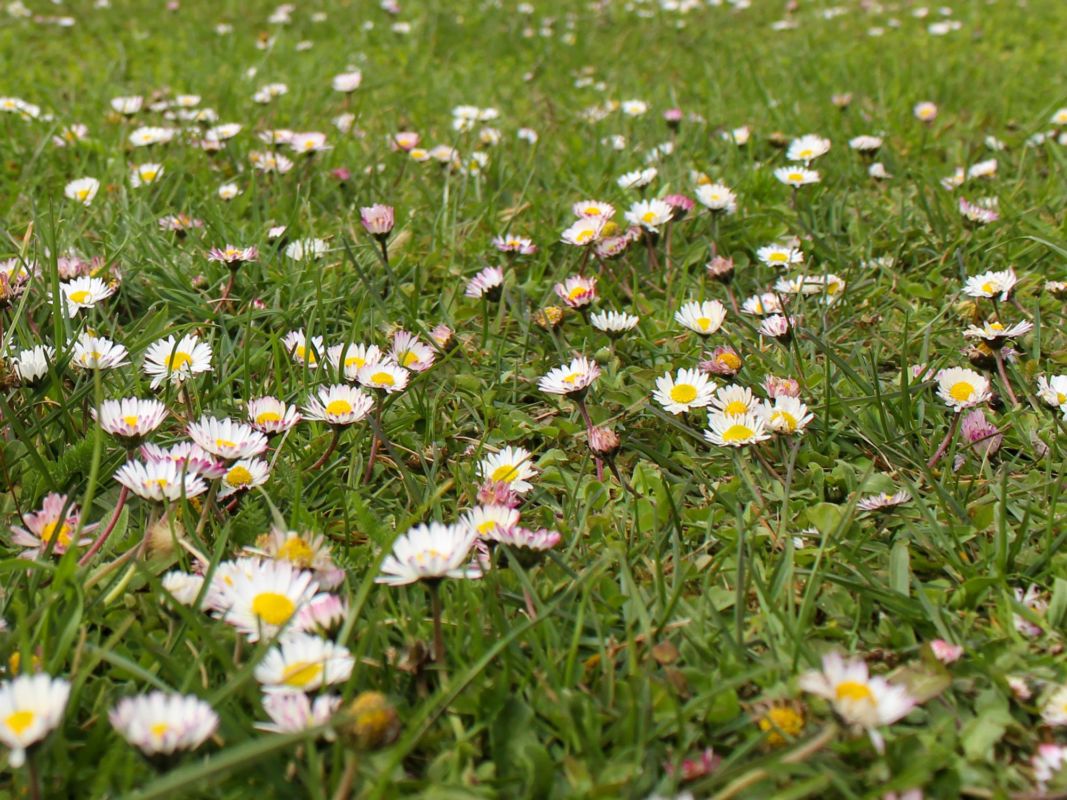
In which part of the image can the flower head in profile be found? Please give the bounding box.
[1014,584,1047,638]
[617,167,657,190]
[958,197,998,225]
[250,528,343,589]
[93,397,168,439]
[700,346,742,376]
[477,446,537,494]
[129,163,164,188]
[695,183,737,214]
[466,266,504,300]
[10,493,95,559]
[462,505,520,539]
[247,397,301,434]
[256,692,341,736]
[935,367,991,411]
[572,200,615,220]
[1036,375,1067,409]
[143,334,213,388]
[326,343,382,381]
[554,275,597,308]
[356,362,409,393]
[774,166,821,187]
[114,459,209,502]
[208,245,258,265]
[376,522,481,586]
[675,300,727,336]
[71,333,128,370]
[289,132,330,154]
[856,490,911,513]
[786,134,831,164]
[110,692,218,755]
[962,319,1032,348]
[10,345,54,384]
[283,330,323,369]
[391,331,435,372]
[538,356,600,395]
[491,234,537,255]
[360,204,395,238]
[653,368,716,415]
[590,310,639,335]
[0,674,70,767]
[188,416,268,459]
[332,70,362,92]
[963,268,1017,300]
[141,442,226,479]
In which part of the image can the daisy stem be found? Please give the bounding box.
[194,481,219,542]
[27,751,41,800]
[725,284,740,316]
[428,581,446,666]
[752,445,784,484]
[993,349,1020,407]
[330,751,360,800]
[927,412,961,469]
[77,485,129,567]
[644,232,661,275]
[363,400,385,484]
[219,267,237,308]
[310,426,342,470]
[573,396,594,436]
[480,296,489,351]
[377,239,392,298]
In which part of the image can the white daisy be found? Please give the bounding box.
[704,410,771,447]
[477,446,537,493]
[376,522,481,586]
[461,505,520,539]
[962,268,1017,300]
[935,367,991,411]
[255,692,340,735]
[187,416,269,459]
[760,396,814,435]
[220,559,321,642]
[1036,375,1067,409]
[356,362,409,393]
[114,459,208,502]
[694,183,737,214]
[590,310,639,334]
[109,692,218,755]
[774,166,821,187]
[93,397,168,438]
[0,674,70,767]
[218,458,270,499]
[756,243,804,268]
[64,177,100,205]
[142,334,213,388]
[327,343,383,381]
[786,134,831,163]
[71,333,128,370]
[675,300,727,336]
[624,198,673,231]
[653,368,716,415]
[283,330,324,368]
[391,330,435,372]
[60,276,114,317]
[254,633,354,692]
[247,397,301,434]
[303,384,375,425]
[538,356,601,395]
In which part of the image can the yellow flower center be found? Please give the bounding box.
[949,381,974,402]
[788,172,805,182]
[251,592,296,626]
[150,722,169,739]
[256,411,282,424]
[574,229,595,244]
[695,317,712,331]
[835,681,874,703]
[772,410,798,431]
[798,148,813,159]
[276,537,314,565]
[344,356,367,368]
[76,188,90,201]
[5,710,35,736]
[476,520,498,535]
[718,352,742,370]
[166,352,192,371]
[226,465,254,487]
[669,384,698,404]
[490,464,518,482]
[41,520,72,548]
[68,290,91,304]
[326,399,353,416]
[281,660,324,688]
[399,351,419,368]
[980,281,995,294]
[294,345,318,364]
[724,400,748,415]
[769,252,787,263]
[215,438,236,450]
[123,415,140,428]
[370,371,395,386]
[989,322,1004,331]
[141,169,157,181]
[561,371,581,384]
[641,211,657,224]
[759,706,805,745]
[567,286,589,301]
[721,424,754,442]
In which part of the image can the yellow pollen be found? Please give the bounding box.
[5,710,35,736]
[798,149,813,158]
[989,322,1004,331]
[476,520,498,535]
[718,352,742,370]
[150,722,169,738]
[41,520,72,548]
[281,661,324,688]
[325,399,353,416]
[567,286,589,301]
[68,290,91,304]
[772,410,798,431]
[949,381,974,403]
[490,464,519,482]
[696,317,711,330]
[759,706,805,746]
[294,345,318,364]
[561,371,581,384]
[575,229,594,244]
[255,411,282,424]
[724,400,748,415]
[641,211,657,223]
[150,478,170,489]
[399,351,419,367]
[981,281,994,294]
[123,415,140,428]
[370,371,395,386]
[251,592,296,626]
[835,681,874,703]
[276,537,314,565]
[721,424,754,442]
[215,438,237,450]
[142,170,157,181]
[344,356,367,368]
[226,466,254,486]
[669,384,698,404]
[166,352,192,371]
[76,189,90,201]
[788,172,805,182]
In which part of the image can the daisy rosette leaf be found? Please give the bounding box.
[376,522,481,586]
[109,692,218,756]
[253,632,354,692]
[0,674,70,767]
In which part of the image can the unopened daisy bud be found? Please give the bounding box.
[706,255,735,283]
[763,375,800,399]
[430,324,454,350]
[476,480,521,509]
[360,204,395,238]
[929,639,963,664]
[701,346,742,376]
[663,193,694,220]
[663,107,683,129]
[831,92,853,109]
[759,314,795,342]
[588,425,620,456]
[342,691,400,751]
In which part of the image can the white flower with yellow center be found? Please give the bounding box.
[761,396,813,435]
[617,167,657,190]
[71,333,128,370]
[675,299,727,336]
[477,446,537,493]
[110,95,143,114]
[218,182,240,200]
[0,674,70,767]
[332,70,362,93]
[962,268,1017,300]
[462,505,520,539]
[327,343,383,381]
[247,397,301,434]
[9,493,93,559]
[786,134,831,164]
[93,397,168,438]
[756,244,804,268]
[711,384,756,417]
[109,692,218,755]
[962,319,1033,344]
[114,459,208,502]
[560,217,605,247]
[248,528,343,588]
[221,559,321,642]
[376,522,481,586]
[798,652,916,752]
[572,200,615,220]
[130,162,164,187]
[59,276,113,317]
[289,131,330,154]
[256,692,340,735]
[538,356,601,395]
[554,275,598,308]
[255,633,353,692]
[704,410,770,447]
[1036,375,1067,409]
[935,367,991,412]
[653,368,716,415]
[624,199,673,232]
[187,416,269,459]
[11,345,54,384]
[218,458,270,499]
[303,384,374,425]
[282,330,323,368]
[914,101,938,122]
[391,330,435,372]
[1041,685,1067,727]
[356,362,410,394]
[695,183,737,214]
[64,177,100,206]
[966,158,998,180]
[143,333,213,389]
[774,165,821,187]
[590,310,639,334]
[128,126,175,147]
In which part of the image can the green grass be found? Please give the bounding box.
[1,0,1067,797]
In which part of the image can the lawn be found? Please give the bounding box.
[1,0,1067,797]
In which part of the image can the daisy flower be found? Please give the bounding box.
[477,446,537,494]
[360,204,395,238]
[208,245,258,265]
[254,633,354,692]
[958,197,998,225]
[962,319,1033,346]
[962,268,1017,300]
[129,162,164,187]
[705,410,770,447]
[1033,744,1067,791]
[1042,685,1067,728]
[913,101,938,122]
[1036,375,1067,408]
[250,151,294,174]
[774,166,821,187]
[461,505,520,539]
[60,276,114,317]
[617,167,657,190]
[1014,584,1047,638]
[9,493,94,559]
[326,343,383,381]
[761,396,814,435]
[303,385,374,425]
[128,126,175,146]
[71,333,128,370]
[10,345,54,384]
[798,652,916,752]
[756,243,804,268]
[759,314,796,340]
[675,300,727,336]
[554,275,597,308]
[590,310,639,334]
[218,183,241,200]
[289,132,330,154]
[763,376,801,399]
[624,199,674,231]
[868,163,892,180]
[187,416,268,459]
[0,674,70,767]
[465,266,504,299]
[967,158,998,180]
[247,397,301,434]
[849,135,883,152]
[285,239,329,261]
[786,134,831,163]
[560,218,604,247]
[142,333,213,388]
[392,331,434,371]
[357,362,409,393]
[376,522,480,586]
[283,330,323,369]
[711,384,757,416]
[114,459,208,502]
[110,95,142,114]
[256,692,341,735]
[64,177,100,205]
[491,526,562,552]
[653,368,716,415]
[332,70,362,92]
[93,397,168,438]
[220,559,321,642]
[935,367,991,411]
[695,183,738,214]
[856,491,912,512]
[141,442,226,479]
[109,692,218,755]
[572,200,615,220]
[491,234,537,255]
[218,458,270,499]
[161,571,206,607]
[700,345,742,376]
[250,528,343,589]
[538,356,601,395]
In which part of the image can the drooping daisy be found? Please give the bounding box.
[282,330,323,369]
[560,217,604,247]
[10,345,54,384]
[756,243,804,268]
[392,330,435,371]
[856,491,912,513]
[962,268,1017,300]
[303,384,374,426]
[675,300,727,336]
[538,356,601,395]
[256,692,341,736]
[0,674,71,767]
[254,633,354,692]
[114,459,209,502]
[221,559,321,642]
[143,333,213,388]
[554,275,598,308]
[356,362,409,393]
[326,343,383,381]
[109,692,218,755]
[935,367,991,412]
[9,493,94,559]
[798,652,916,752]
[187,416,269,459]
[786,134,831,163]
[247,397,301,434]
[958,196,999,225]
[774,166,821,187]
[590,310,639,334]
[71,333,128,370]
[376,522,481,586]
[704,410,771,447]
[218,458,270,499]
[64,177,100,206]
[93,397,168,438]
[477,446,538,494]
[653,368,716,415]
[695,183,738,214]
[462,505,520,539]
[59,276,114,317]
[624,198,674,231]
[761,396,814,435]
